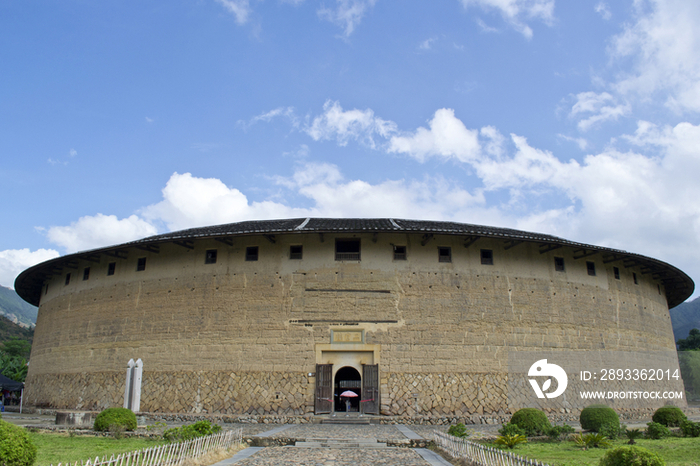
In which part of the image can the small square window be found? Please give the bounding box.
[438,247,451,263]
[65,273,71,286]
[393,245,407,260]
[586,261,596,276]
[554,257,565,272]
[83,267,90,281]
[137,257,147,271]
[246,246,259,261]
[107,262,116,276]
[633,272,638,284]
[290,245,303,260]
[481,249,493,265]
[205,249,218,264]
[613,267,620,280]
[335,239,360,261]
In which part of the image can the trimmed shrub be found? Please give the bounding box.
[680,419,700,438]
[645,422,670,440]
[651,406,686,427]
[93,407,137,432]
[509,408,551,437]
[580,405,619,433]
[599,446,665,466]
[0,420,37,466]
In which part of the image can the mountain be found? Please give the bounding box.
[0,285,37,328]
[670,296,700,343]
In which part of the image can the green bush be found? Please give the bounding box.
[651,406,686,427]
[163,420,222,442]
[0,420,37,466]
[580,405,620,433]
[600,423,624,440]
[509,408,551,437]
[645,422,670,440]
[93,407,137,432]
[498,422,524,437]
[546,424,575,441]
[680,419,700,437]
[447,423,469,438]
[599,445,665,466]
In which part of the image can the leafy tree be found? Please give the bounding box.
[677,328,700,350]
[1,337,31,359]
[0,352,28,382]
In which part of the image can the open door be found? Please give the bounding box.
[362,364,379,414]
[315,364,333,414]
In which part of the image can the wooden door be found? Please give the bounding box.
[362,364,379,414]
[315,364,333,414]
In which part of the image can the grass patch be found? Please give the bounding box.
[477,438,700,466]
[29,432,166,466]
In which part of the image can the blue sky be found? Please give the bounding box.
[2,0,700,301]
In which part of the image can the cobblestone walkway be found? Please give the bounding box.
[226,446,435,466]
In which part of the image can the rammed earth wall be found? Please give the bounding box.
[23,229,685,416]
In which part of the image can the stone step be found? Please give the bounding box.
[320,417,371,425]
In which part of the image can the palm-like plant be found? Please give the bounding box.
[494,434,527,449]
[625,428,643,445]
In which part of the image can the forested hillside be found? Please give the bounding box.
[0,285,37,327]
[670,296,700,343]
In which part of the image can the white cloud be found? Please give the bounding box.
[215,0,251,25]
[419,37,438,50]
[0,249,60,289]
[305,100,397,148]
[45,214,158,253]
[595,2,611,20]
[476,17,500,33]
[318,0,377,37]
[279,162,488,220]
[140,172,307,232]
[459,0,555,39]
[570,92,630,131]
[610,0,700,112]
[388,108,481,163]
[69,148,77,157]
[557,134,589,151]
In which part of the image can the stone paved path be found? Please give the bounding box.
[223,446,438,466]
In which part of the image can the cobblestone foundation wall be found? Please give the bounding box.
[383,372,508,417]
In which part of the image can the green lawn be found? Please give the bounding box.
[29,432,166,466]
[496,438,700,466]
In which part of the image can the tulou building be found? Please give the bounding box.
[15,218,694,419]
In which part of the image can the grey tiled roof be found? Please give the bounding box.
[15,218,694,308]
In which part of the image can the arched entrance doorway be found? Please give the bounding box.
[334,366,361,412]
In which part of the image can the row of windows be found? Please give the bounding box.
[57,241,645,291]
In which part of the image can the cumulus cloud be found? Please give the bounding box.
[388,109,481,163]
[215,0,251,24]
[140,172,308,232]
[0,249,60,289]
[459,0,555,38]
[305,100,397,148]
[45,214,158,253]
[318,0,377,38]
[609,0,700,112]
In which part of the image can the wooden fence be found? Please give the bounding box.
[49,429,243,466]
[432,431,550,466]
